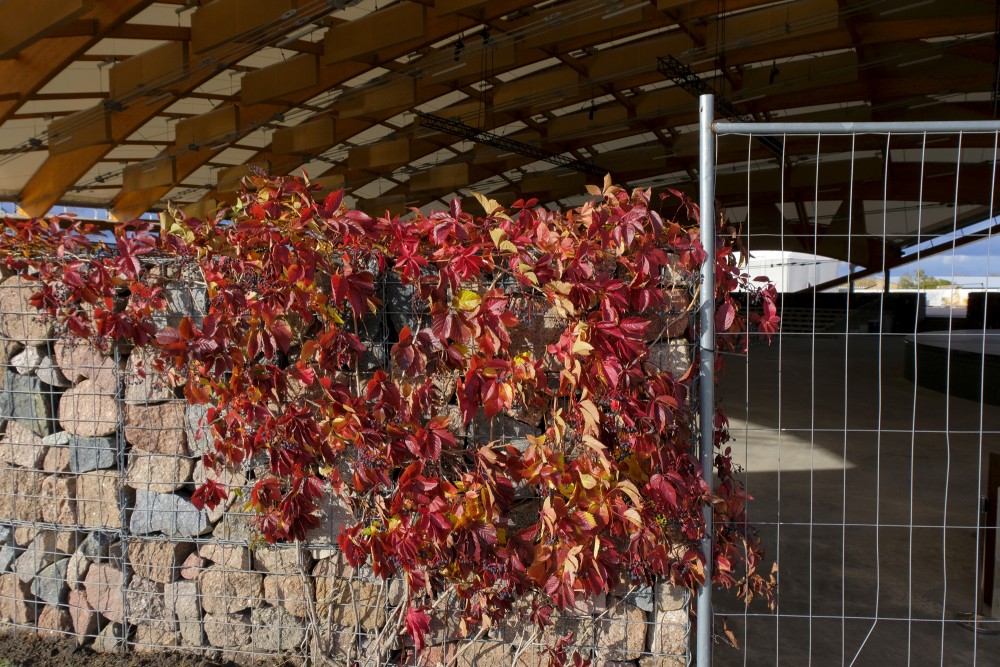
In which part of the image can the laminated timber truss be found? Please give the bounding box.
[1,0,999,273]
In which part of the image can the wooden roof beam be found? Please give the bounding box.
[109,0,550,219]
[0,0,94,59]
[0,0,154,125]
[16,0,347,217]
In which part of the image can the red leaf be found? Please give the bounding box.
[404,606,431,653]
[191,479,227,511]
[323,189,344,212]
[270,318,293,353]
[716,300,736,331]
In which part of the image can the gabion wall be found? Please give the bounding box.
[0,271,690,665]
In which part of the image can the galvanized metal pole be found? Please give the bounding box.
[696,94,716,667]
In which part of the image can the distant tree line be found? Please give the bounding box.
[854,270,954,290]
[896,270,954,289]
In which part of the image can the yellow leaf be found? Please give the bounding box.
[586,184,603,197]
[578,399,600,434]
[489,227,507,248]
[552,297,575,319]
[617,480,644,507]
[499,240,518,254]
[473,191,504,216]
[582,434,606,453]
[623,507,643,527]
[454,289,481,311]
[548,280,573,295]
[572,339,593,356]
[579,473,598,490]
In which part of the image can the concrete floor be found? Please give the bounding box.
[711,332,1000,666]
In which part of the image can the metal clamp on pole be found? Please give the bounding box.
[696,93,717,667]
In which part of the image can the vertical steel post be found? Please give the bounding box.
[697,94,716,667]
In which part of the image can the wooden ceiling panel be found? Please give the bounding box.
[0,0,995,268]
[241,54,320,106]
[190,0,294,54]
[323,2,426,65]
[0,0,92,60]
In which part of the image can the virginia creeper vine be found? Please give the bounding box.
[1,173,778,656]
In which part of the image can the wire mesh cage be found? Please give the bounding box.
[0,247,694,666]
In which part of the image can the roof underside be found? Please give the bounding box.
[1,0,998,270]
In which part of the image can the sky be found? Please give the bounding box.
[891,234,1000,287]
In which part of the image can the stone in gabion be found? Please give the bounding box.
[83,563,124,623]
[14,530,60,583]
[59,378,118,438]
[129,539,195,585]
[0,573,35,625]
[37,604,74,635]
[92,622,125,653]
[77,470,124,529]
[251,605,306,653]
[35,354,72,388]
[153,275,208,330]
[126,575,177,646]
[203,611,251,649]
[11,345,43,375]
[164,579,203,646]
[41,431,71,472]
[648,339,692,379]
[620,585,655,612]
[0,524,18,574]
[253,544,311,574]
[595,599,649,662]
[305,485,354,545]
[65,550,90,590]
[0,544,18,574]
[31,557,69,605]
[69,434,117,473]
[125,402,188,456]
[179,551,206,579]
[199,566,263,615]
[0,275,53,342]
[199,543,249,571]
[6,370,56,436]
[0,419,47,469]
[68,588,99,639]
[130,490,211,537]
[78,530,117,560]
[125,452,195,494]
[0,466,42,522]
[52,340,116,387]
[40,474,77,525]
[0,373,10,423]
[263,574,310,618]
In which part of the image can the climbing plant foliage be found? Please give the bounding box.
[1,173,777,653]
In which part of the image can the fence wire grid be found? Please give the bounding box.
[703,104,1000,667]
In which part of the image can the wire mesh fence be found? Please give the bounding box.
[703,109,1000,666]
[0,264,693,665]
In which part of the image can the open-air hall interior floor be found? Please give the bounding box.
[712,329,1000,666]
